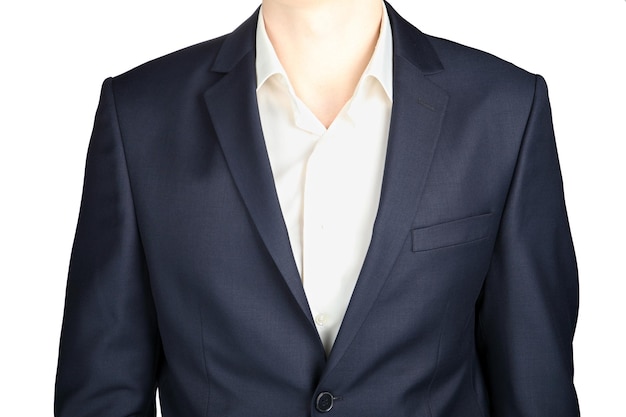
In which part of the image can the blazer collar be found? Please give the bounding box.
[386,2,444,74]
[210,2,444,76]
[211,7,258,74]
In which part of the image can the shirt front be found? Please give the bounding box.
[255,4,393,354]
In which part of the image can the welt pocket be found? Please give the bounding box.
[411,213,493,252]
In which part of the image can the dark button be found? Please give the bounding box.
[316,392,334,413]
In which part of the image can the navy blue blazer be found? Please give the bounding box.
[55,3,579,416]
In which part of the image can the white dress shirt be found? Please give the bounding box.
[255,4,393,354]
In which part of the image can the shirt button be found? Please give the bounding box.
[315,392,335,413]
[314,313,328,327]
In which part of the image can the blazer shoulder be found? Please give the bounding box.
[109,7,258,97]
[428,35,535,80]
[423,34,540,108]
[109,35,228,99]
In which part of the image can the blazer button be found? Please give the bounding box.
[316,392,334,413]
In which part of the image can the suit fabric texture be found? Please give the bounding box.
[55,3,579,416]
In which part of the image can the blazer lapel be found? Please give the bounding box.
[202,4,450,368]
[325,3,449,371]
[203,11,314,326]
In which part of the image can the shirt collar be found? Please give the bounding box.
[359,3,393,102]
[256,3,392,98]
[255,8,288,91]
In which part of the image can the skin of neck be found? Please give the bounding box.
[261,0,384,128]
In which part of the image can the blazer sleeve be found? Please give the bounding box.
[476,75,580,416]
[55,78,161,417]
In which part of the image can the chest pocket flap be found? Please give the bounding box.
[411,213,493,252]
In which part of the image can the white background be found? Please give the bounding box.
[1,0,624,415]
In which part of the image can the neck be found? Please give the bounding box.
[261,0,384,127]
[261,0,383,40]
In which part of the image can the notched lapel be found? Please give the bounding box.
[324,6,449,373]
[203,25,314,328]
[202,3,450,373]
